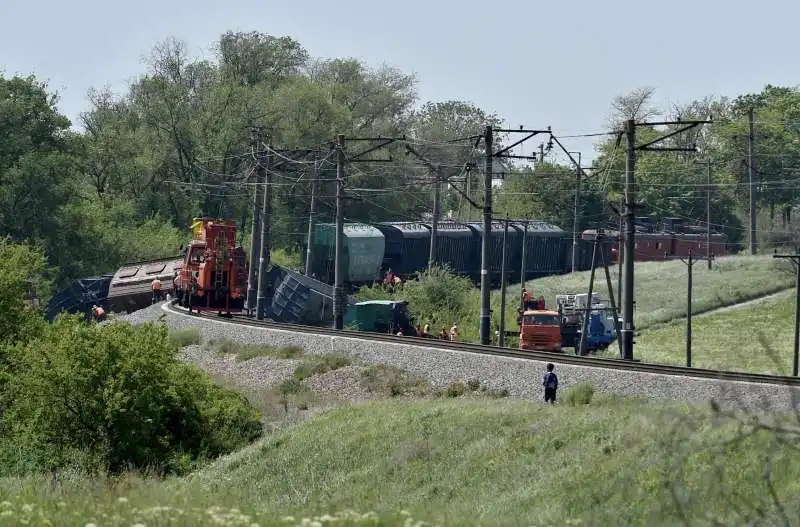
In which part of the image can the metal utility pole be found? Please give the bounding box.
[579,236,599,356]
[333,134,346,330]
[773,248,800,376]
[304,158,319,276]
[617,214,623,309]
[519,220,528,311]
[667,250,712,367]
[620,117,712,360]
[621,119,637,361]
[479,125,493,345]
[246,128,263,315]
[571,151,582,273]
[429,166,442,267]
[706,159,713,270]
[748,108,757,255]
[255,137,273,320]
[499,217,509,347]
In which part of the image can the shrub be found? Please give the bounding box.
[168,328,202,348]
[360,365,430,396]
[565,382,595,406]
[0,316,262,476]
[294,354,352,380]
[466,378,481,391]
[210,339,304,361]
[445,381,467,398]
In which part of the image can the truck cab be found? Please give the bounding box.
[556,293,618,353]
[519,309,563,352]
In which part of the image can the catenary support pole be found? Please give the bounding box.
[748,108,757,255]
[304,157,319,276]
[579,235,599,356]
[621,119,636,361]
[255,138,273,320]
[773,249,800,376]
[617,214,623,309]
[599,239,623,358]
[519,220,528,311]
[479,125,493,345]
[686,250,693,367]
[429,165,441,267]
[794,248,800,377]
[571,151,582,273]
[499,217,509,347]
[706,160,712,270]
[333,134,346,330]
[246,128,263,315]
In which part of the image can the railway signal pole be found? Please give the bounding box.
[620,117,712,361]
[668,250,713,367]
[246,127,264,315]
[255,136,273,320]
[773,248,800,376]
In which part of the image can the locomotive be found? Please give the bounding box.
[173,217,248,315]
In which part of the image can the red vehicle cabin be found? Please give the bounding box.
[174,217,248,314]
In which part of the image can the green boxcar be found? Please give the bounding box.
[313,223,386,283]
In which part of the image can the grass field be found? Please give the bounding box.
[2,395,800,526]
[518,254,794,330]
[633,290,797,374]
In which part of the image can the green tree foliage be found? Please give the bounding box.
[1,316,263,476]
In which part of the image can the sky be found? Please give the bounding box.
[2,0,799,164]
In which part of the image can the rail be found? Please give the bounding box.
[162,301,800,388]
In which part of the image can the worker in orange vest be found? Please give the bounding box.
[151,278,163,304]
[91,304,106,322]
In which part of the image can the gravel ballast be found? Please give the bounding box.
[114,302,800,413]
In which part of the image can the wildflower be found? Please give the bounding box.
[0,502,10,509]
[400,510,410,516]
[132,524,146,527]
[85,523,98,527]
[282,517,295,523]
[0,511,12,517]
[117,497,129,504]
[21,504,33,513]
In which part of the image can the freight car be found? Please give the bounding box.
[307,218,597,288]
[173,217,248,315]
[106,256,183,313]
[582,227,729,264]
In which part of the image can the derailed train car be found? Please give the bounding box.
[106,256,183,313]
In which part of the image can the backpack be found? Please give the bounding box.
[544,372,557,389]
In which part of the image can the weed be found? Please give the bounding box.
[360,365,430,396]
[565,383,595,406]
[209,338,305,361]
[444,381,467,398]
[168,328,201,348]
[466,378,481,391]
[294,354,352,380]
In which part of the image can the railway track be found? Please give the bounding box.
[163,301,800,388]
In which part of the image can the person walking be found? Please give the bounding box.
[543,363,558,404]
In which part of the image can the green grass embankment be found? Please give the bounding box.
[3,395,800,526]
[634,290,796,374]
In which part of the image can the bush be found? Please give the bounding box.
[168,328,202,348]
[564,382,595,406]
[355,265,476,338]
[210,339,305,361]
[445,381,467,398]
[0,316,263,476]
[360,365,430,396]
[294,354,352,380]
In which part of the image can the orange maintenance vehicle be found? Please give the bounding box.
[173,217,248,315]
[518,307,563,352]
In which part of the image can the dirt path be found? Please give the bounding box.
[695,288,794,318]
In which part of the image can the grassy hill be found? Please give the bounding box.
[633,290,796,374]
[519,255,793,330]
[3,395,800,526]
